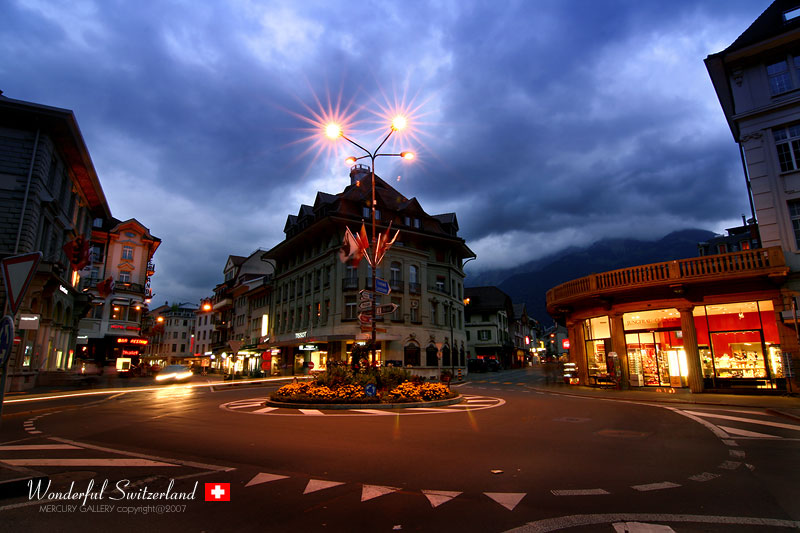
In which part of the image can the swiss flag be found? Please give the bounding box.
[204,483,231,502]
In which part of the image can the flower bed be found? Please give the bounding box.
[270,366,457,405]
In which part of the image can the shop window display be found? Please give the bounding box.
[583,316,610,380]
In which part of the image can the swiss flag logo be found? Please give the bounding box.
[204,483,231,501]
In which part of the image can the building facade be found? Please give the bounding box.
[0,93,111,391]
[464,287,514,368]
[77,217,160,372]
[263,166,474,380]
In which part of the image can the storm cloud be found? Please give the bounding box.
[0,0,770,304]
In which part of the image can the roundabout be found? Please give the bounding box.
[219,393,506,416]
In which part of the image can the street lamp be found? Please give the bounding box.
[325,116,415,365]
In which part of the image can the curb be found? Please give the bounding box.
[264,394,463,410]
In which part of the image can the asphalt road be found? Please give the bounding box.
[1,368,798,532]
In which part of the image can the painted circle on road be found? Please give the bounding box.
[219,394,505,417]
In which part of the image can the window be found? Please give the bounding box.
[410,300,419,322]
[118,271,131,283]
[767,58,795,95]
[345,295,357,320]
[785,7,800,22]
[122,246,133,260]
[478,330,491,341]
[435,276,446,293]
[740,240,751,250]
[774,125,800,172]
[717,243,728,254]
[431,302,438,325]
[789,199,800,248]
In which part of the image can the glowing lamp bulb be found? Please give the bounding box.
[345,156,357,166]
[391,115,407,131]
[400,151,415,160]
[325,123,342,139]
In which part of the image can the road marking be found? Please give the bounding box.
[722,439,739,446]
[228,401,267,409]
[718,461,741,470]
[717,426,781,439]
[351,409,395,415]
[683,411,800,431]
[631,482,680,492]
[0,458,178,467]
[0,444,79,451]
[503,513,800,533]
[729,449,745,459]
[688,472,719,482]
[486,492,526,511]
[551,489,609,496]
[612,522,674,532]
[245,473,289,487]
[361,484,400,502]
[49,437,235,472]
[251,407,278,414]
[304,479,345,494]
[299,409,325,416]
[422,489,461,508]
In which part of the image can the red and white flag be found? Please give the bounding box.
[375,222,399,266]
[204,483,231,502]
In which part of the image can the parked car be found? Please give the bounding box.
[467,358,488,373]
[487,359,502,372]
[154,364,193,384]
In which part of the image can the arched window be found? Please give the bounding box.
[404,344,420,366]
[54,302,63,324]
[442,344,451,367]
[426,344,438,366]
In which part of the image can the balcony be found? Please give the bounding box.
[409,282,421,295]
[389,278,404,292]
[115,282,145,294]
[546,247,788,310]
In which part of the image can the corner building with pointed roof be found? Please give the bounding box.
[262,165,475,379]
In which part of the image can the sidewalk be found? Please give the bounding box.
[522,381,800,422]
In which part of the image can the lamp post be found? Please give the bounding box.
[325,117,414,365]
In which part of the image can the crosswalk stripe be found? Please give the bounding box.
[245,473,289,487]
[251,407,278,414]
[0,444,79,451]
[683,411,800,431]
[304,479,345,494]
[632,482,680,491]
[551,489,609,496]
[351,409,394,415]
[717,426,782,439]
[299,409,325,416]
[0,458,178,467]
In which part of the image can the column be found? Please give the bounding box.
[610,313,630,389]
[679,306,703,393]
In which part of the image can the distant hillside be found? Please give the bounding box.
[465,229,716,325]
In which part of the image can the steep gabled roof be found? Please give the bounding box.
[724,0,800,54]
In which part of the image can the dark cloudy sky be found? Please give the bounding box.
[1,0,772,306]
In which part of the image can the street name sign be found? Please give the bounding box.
[1,252,42,315]
[374,303,398,316]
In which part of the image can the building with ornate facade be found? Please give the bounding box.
[262,166,475,380]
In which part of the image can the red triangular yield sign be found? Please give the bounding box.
[1,252,42,315]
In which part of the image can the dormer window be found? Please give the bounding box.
[784,7,800,22]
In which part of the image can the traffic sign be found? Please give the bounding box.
[0,315,14,368]
[1,252,42,315]
[375,278,391,295]
[374,303,398,316]
[308,361,315,370]
[364,383,377,397]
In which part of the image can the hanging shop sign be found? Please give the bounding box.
[18,314,40,330]
[299,345,318,351]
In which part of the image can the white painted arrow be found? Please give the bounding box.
[304,479,345,494]
[361,484,400,502]
[422,490,461,508]
[485,492,525,511]
[245,473,289,487]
